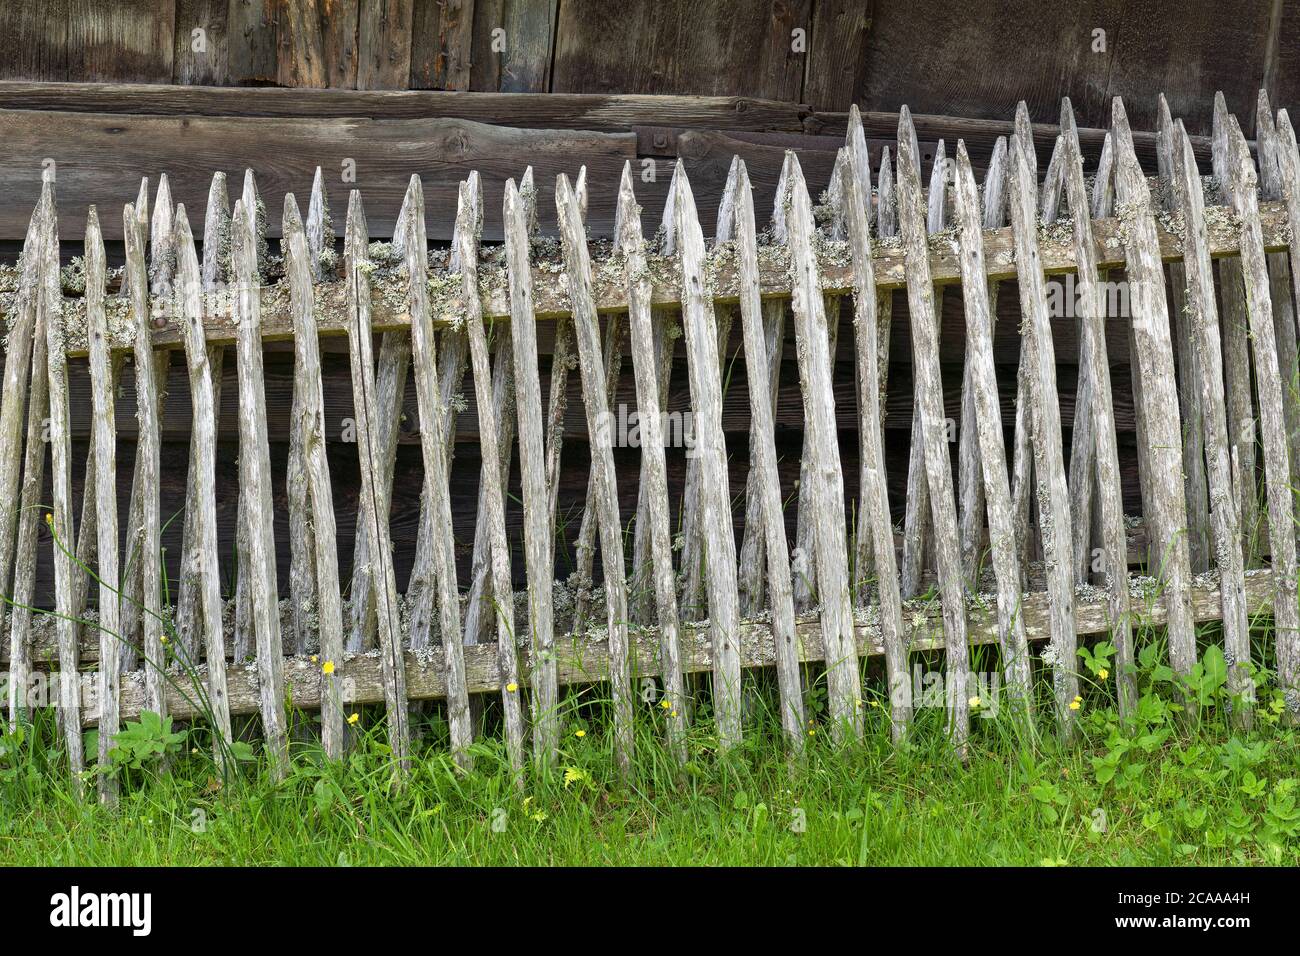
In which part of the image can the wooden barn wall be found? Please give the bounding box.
[0,0,1289,603]
[0,0,1291,130]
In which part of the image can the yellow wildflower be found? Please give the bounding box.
[574,729,586,738]
[322,660,335,675]
[506,682,518,693]
[311,655,318,664]
[1069,695,1082,711]
[670,710,678,718]
[660,698,671,710]
[347,713,360,725]
[1098,668,1109,680]
[969,696,981,709]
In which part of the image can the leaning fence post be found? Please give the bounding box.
[232,176,289,779]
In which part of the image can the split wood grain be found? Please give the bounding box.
[231,177,289,780]
[174,204,234,764]
[1059,115,1137,718]
[1008,134,1078,733]
[343,190,411,771]
[842,108,911,740]
[504,176,560,763]
[951,142,1032,715]
[1224,117,1300,704]
[1170,118,1253,727]
[85,207,119,805]
[724,156,805,748]
[400,176,473,766]
[670,163,744,749]
[896,109,969,755]
[557,172,635,771]
[615,163,691,757]
[281,196,344,759]
[1112,98,1198,689]
[455,177,524,775]
[0,187,46,726]
[41,188,84,784]
[956,135,1008,585]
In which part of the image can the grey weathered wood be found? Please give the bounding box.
[558,172,635,770]
[1225,116,1300,706]
[343,190,411,770]
[0,187,46,719]
[1009,133,1079,733]
[504,176,560,763]
[897,109,969,755]
[899,139,948,597]
[737,296,785,616]
[177,171,229,661]
[956,135,1008,584]
[455,178,524,774]
[93,568,1282,727]
[26,187,1293,362]
[724,157,804,748]
[1157,96,1211,574]
[1059,115,1137,718]
[123,205,167,718]
[615,163,691,757]
[41,191,84,784]
[1068,128,1114,583]
[118,347,170,676]
[669,163,742,748]
[150,173,175,293]
[400,176,473,766]
[280,194,344,758]
[842,108,911,740]
[854,144,896,589]
[1008,104,1039,583]
[1256,92,1300,499]
[680,307,731,617]
[1213,93,1260,560]
[285,187,318,658]
[174,203,234,761]
[463,330,516,649]
[952,142,1033,714]
[1112,98,1198,688]
[85,206,120,805]
[231,177,288,779]
[348,329,410,653]
[306,167,333,282]
[1170,118,1253,727]
[7,260,48,729]
[785,153,862,743]
[632,308,677,623]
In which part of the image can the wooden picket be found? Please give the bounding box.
[3,91,1300,792]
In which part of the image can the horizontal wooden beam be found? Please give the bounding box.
[79,569,1277,724]
[10,196,1287,359]
[0,82,810,132]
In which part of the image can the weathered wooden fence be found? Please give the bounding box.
[2,91,1299,801]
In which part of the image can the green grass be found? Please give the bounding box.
[1,636,1299,866]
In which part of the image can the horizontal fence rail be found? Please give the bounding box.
[2,90,1300,796]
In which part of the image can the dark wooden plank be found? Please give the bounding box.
[173,0,230,85]
[1102,0,1274,135]
[470,0,556,92]
[66,1,176,84]
[0,81,809,131]
[410,0,474,89]
[0,108,637,240]
[0,1,70,82]
[802,0,872,112]
[551,0,809,102]
[226,0,278,85]
[358,0,414,90]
